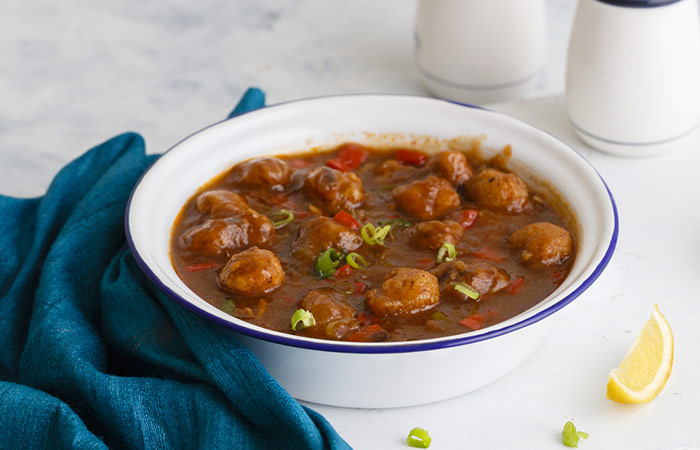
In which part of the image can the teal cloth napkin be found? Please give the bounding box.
[0,88,352,450]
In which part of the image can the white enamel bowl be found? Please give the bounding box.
[126,95,617,408]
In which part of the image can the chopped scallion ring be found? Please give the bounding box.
[333,280,355,294]
[406,427,432,448]
[454,282,480,300]
[361,223,392,246]
[290,309,316,331]
[314,248,343,279]
[373,224,391,242]
[266,209,294,228]
[360,223,373,244]
[360,223,377,245]
[562,421,589,448]
[432,311,448,321]
[436,242,457,263]
[346,252,370,269]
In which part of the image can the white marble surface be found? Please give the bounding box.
[3,1,700,449]
[1,0,574,197]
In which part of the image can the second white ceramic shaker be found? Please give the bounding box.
[415,0,546,105]
[566,0,700,156]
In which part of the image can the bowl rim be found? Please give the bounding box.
[125,93,619,354]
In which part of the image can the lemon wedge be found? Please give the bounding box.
[607,304,673,403]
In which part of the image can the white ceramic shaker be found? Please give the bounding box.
[414,0,546,105]
[566,0,700,156]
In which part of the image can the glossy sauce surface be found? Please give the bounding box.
[170,144,576,342]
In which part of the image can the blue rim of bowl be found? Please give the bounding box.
[125,94,619,354]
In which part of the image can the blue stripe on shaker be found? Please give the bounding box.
[594,0,683,8]
[571,120,700,147]
[416,62,540,91]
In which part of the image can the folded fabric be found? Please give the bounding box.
[0,88,351,450]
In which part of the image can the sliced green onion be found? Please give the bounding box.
[454,282,480,300]
[361,223,392,246]
[346,252,370,269]
[562,421,589,448]
[221,298,237,314]
[360,223,379,245]
[432,311,448,321]
[266,209,294,228]
[373,224,391,242]
[377,218,413,228]
[314,248,343,279]
[436,242,457,263]
[333,280,355,294]
[406,427,431,448]
[291,309,316,331]
[563,422,575,436]
[360,223,375,244]
[379,184,398,191]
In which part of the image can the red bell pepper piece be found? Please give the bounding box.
[334,264,353,278]
[347,324,388,342]
[326,143,369,172]
[459,209,479,228]
[353,281,367,295]
[472,246,505,262]
[333,210,360,230]
[508,276,524,295]
[325,159,346,171]
[459,313,485,330]
[357,312,372,325]
[395,149,427,167]
[185,262,221,272]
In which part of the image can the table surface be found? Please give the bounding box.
[3,1,700,449]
